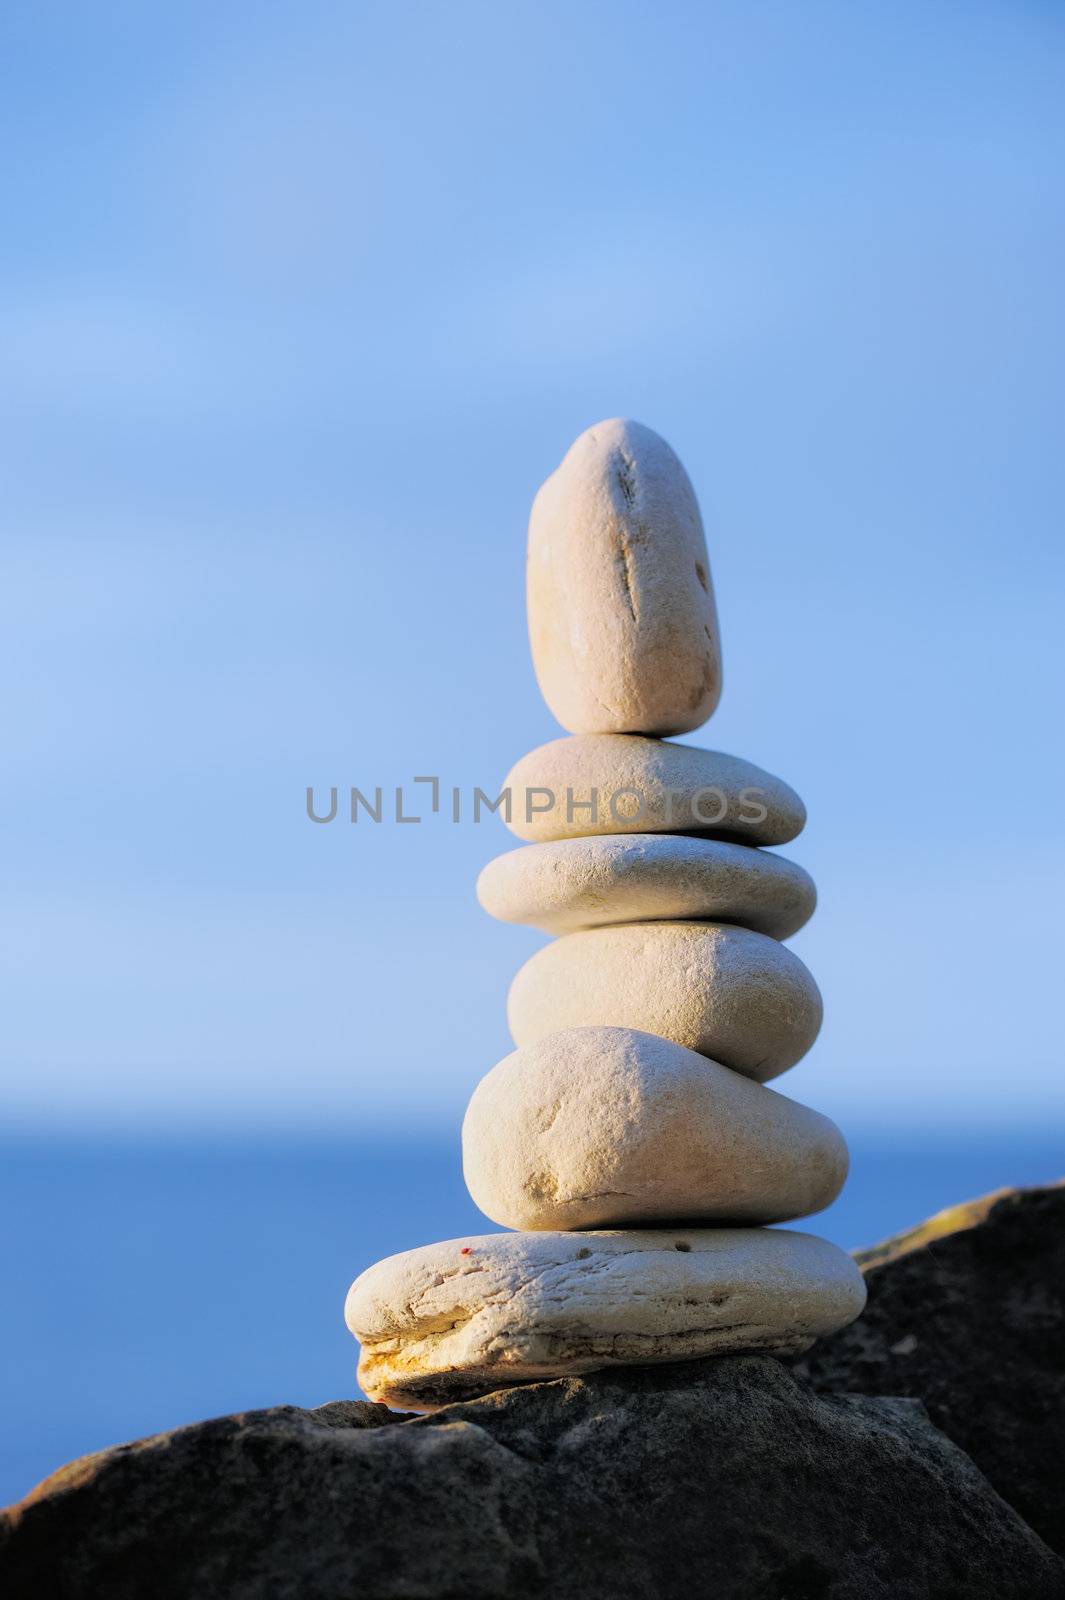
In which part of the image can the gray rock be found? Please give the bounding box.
[793,1180,1065,1557]
[1,1357,1060,1599]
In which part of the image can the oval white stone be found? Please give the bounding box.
[345,1226,867,1409]
[507,922,822,1081]
[527,418,722,736]
[462,1026,847,1231]
[502,735,804,846]
[477,834,815,940]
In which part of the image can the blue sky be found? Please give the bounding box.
[2,0,1063,1134]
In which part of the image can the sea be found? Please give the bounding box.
[2,1130,1062,1507]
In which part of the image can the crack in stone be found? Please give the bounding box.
[613,448,640,625]
[614,449,637,508]
[361,1324,808,1409]
[615,535,638,625]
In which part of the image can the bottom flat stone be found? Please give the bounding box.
[345,1227,866,1409]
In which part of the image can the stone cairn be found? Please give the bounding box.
[346,419,866,1409]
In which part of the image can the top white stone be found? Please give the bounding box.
[527,418,722,736]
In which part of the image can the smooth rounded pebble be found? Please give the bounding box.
[477,834,815,940]
[527,418,722,737]
[507,922,822,1081]
[345,1227,867,1409]
[462,1027,847,1231]
[502,735,804,846]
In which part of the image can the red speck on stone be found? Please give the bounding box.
[460,1247,472,1255]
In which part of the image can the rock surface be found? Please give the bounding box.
[345,1226,865,1408]
[2,1356,1060,1600]
[527,418,722,737]
[794,1180,1065,1558]
[503,733,805,845]
[477,833,816,939]
[507,920,823,1080]
[462,1026,848,1230]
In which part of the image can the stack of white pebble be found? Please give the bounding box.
[346,419,866,1410]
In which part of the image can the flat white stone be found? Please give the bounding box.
[507,922,822,1081]
[502,735,804,846]
[345,1226,867,1409]
[527,418,722,736]
[477,834,815,939]
[462,1027,847,1231]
